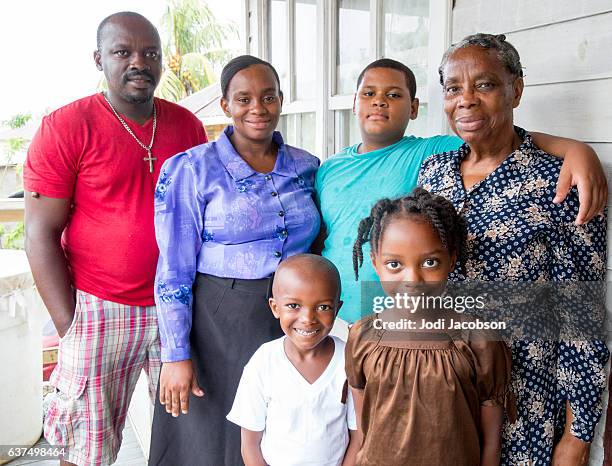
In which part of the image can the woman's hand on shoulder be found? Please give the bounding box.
[159,359,204,417]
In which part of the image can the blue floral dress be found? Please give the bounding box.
[418,128,608,464]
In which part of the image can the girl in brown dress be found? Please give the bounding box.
[347,188,512,466]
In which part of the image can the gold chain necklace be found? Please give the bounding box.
[102,93,158,173]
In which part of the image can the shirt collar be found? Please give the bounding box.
[216,125,297,181]
[452,126,533,198]
[455,126,533,165]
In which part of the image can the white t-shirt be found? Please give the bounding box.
[227,335,357,466]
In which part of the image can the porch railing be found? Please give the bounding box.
[0,199,24,222]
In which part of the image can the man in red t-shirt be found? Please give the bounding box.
[23,12,207,466]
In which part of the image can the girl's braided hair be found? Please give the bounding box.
[353,187,468,280]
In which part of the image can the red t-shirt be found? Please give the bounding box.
[24,93,208,306]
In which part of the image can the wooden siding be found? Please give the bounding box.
[452,2,612,464]
[501,13,612,85]
[514,79,612,142]
[452,0,611,39]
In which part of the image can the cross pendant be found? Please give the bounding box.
[143,150,157,173]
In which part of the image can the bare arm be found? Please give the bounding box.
[342,387,365,466]
[240,428,266,466]
[341,429,362,466]
[480,405,503,466]
[24,191,75,337]
[531,132,607,225]
[350,387,364,432]
[551,401,590,466]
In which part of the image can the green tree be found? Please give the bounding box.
[4,113,32,129]
[157,0,238,101]
[0,113,30,249]
[3,113,31,161]
[1,112,31,188]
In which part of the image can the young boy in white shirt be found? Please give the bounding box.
[227,254,359,466]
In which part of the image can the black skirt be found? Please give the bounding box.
[148,273,283,466]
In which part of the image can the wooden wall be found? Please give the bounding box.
[451,2,612,464]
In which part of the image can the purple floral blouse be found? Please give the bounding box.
[154,126,320,362]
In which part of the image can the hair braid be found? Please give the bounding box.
[352,198,398,280]
[353,216,374,280]
[424,204,449,249]
[352,188,468,278]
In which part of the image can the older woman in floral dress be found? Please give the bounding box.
[418,33,608,465]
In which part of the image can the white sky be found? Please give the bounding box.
[0,0,242,122]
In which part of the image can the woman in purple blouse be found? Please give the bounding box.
[148,56,321,466]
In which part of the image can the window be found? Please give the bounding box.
[382,0,429,89]
[336,0,370,96]
[269,0,289,92]
[279,112,316,153]
[267,0,317,154]
[294,0,317,100]
[334,109,361,152]
[261,0,451,159]
[331,0,447,142]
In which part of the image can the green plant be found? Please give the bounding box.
[2,222,24,249]
[3,113,32,130]
[0,222,24,250]
[1,112,31,195]
[161,0,238,99]
[97,1,238,102]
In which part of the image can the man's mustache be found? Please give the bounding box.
[123,70,155,83]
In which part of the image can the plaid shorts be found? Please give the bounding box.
[44,290,161,466]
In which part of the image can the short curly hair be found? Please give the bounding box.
[438,33,524,85]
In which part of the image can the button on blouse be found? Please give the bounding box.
[154,126,321,362]
[418,127,608,464]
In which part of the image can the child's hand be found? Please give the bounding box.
[159,359,204,417]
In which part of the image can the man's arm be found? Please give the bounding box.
[24,191,75,337]
[240,428,266,466]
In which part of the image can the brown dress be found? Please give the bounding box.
[346,314,512,466]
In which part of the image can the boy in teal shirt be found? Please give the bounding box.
[315,58,606,327]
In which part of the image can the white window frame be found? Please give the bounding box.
[327,0,453,156]
[253,0,452,159]
[263,0,317,114]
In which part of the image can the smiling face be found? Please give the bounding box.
[269,265,341,353]
[94,15,162,105]
[440,46,523,145]
[353,67,419,148]
[371,215,455,297]
[220,64,283,145]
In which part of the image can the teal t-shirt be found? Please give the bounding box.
[315,134,462,323]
